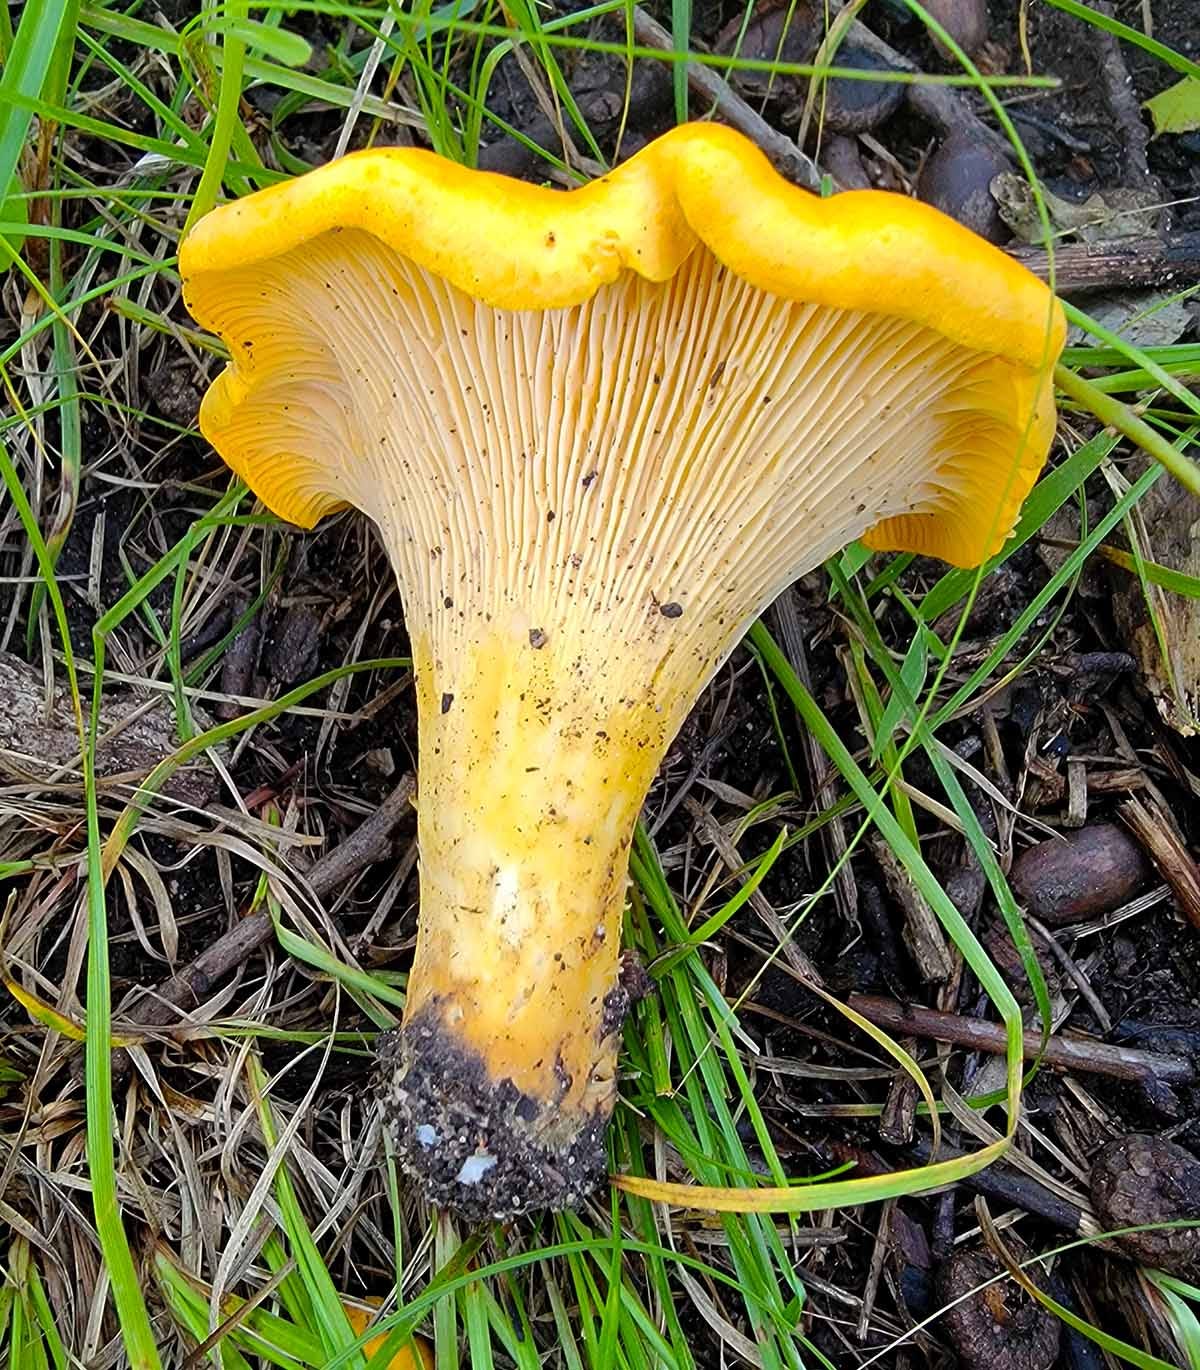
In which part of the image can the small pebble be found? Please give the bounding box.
[1090,1134,1200,1279]
[918,133,1011,242]
[1009,823,1151,926]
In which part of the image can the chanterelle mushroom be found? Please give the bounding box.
[181,122,1065,1220]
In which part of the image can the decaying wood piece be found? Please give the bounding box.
[0,651,214,806]
[1111,481,1200,736]
[1008,233,1200,293]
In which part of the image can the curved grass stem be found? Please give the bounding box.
[1055,362,1200,498]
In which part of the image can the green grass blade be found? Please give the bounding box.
[0,0,79,249]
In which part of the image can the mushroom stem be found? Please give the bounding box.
[382,626,671,1218]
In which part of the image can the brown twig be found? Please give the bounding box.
[826,1138,1093,1235]
[878,1038,919,1145]
[870,837,952,984]
[848,994,1195,1096]
[631,7,822,191]
[907,1138,1093,1234]
[1095,3,1158,200]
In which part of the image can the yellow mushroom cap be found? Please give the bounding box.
[182,120,1063,567]
[180,123,1066,1220]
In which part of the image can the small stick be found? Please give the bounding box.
[1027,915,1112,1033]
[878,1038,919,1145]
[631,8,823,191]
[836,13,1014,164]
[856,1197,893,1341]
[123,774,416,1034]
[905,1138,1093,1235]
[847,994,1195,1088]
[1095,2,1157,198]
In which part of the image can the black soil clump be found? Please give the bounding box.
[378,1003,608,1223]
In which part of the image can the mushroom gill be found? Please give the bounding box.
[181,121,1066,1219]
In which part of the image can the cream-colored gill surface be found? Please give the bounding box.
[202,230,1019,701]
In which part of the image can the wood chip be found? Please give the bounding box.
[1065,757,1088,828]
[1119,795,1200,931]
[870,837,953,983]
